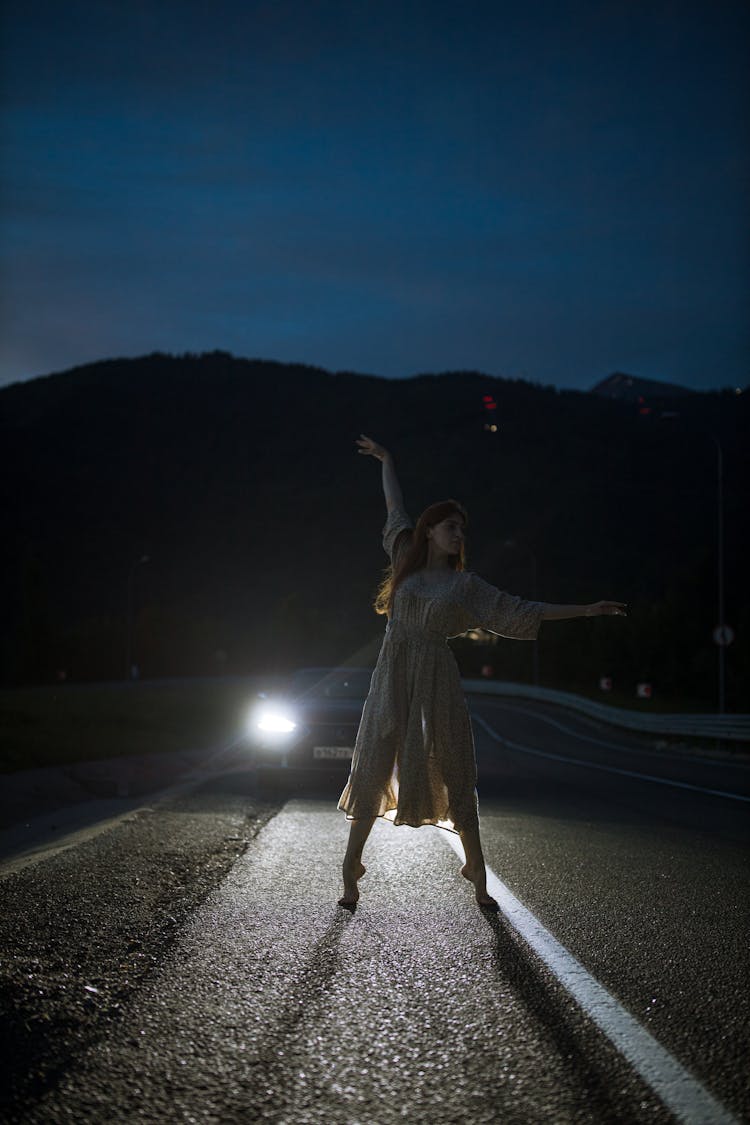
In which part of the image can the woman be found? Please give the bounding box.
[337,434,626,909]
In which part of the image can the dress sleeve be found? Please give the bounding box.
[382,505,414,563]
[461,572,544,640]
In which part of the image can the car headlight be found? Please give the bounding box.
[247,703,298,741]
[257,709,296,733]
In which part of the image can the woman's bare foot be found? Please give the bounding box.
[338,860,366,906]
[461,863,499,911]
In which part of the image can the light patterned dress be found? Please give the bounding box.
[337,505,544,834]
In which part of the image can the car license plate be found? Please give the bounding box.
[313,746,354,760]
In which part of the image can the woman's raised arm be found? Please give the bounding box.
[356,434,405,513]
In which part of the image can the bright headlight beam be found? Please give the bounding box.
[256,710,296,733]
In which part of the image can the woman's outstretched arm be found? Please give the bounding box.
[541,601,627,620]
[356,434,405,513]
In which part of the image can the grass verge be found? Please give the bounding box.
[0,676,284,774]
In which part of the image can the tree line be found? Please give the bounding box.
[1,351,746,710]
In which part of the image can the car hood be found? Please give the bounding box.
[285,697,365,723]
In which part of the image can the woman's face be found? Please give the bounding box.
[428,514,465,556]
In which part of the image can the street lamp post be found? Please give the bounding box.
[648,406,730,715]
[713,437,726,715]
[126,555,150,680]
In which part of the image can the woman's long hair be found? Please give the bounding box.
[374,499,468,617]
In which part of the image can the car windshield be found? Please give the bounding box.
[287,668,372,700]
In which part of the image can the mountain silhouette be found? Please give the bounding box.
[1,352,747,709]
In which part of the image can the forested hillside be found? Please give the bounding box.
[2,352,747,708]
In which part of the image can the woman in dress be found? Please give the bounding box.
[337,434,626,909]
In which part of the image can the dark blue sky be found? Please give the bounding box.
[2,0,748,390]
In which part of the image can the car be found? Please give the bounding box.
[245,666,373,795]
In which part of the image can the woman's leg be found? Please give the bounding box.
[459,821,499,909]
[338,816,377,905]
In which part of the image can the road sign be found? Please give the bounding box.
[713,625,735,647]
[599,676,612,691]
[636,682,652,699]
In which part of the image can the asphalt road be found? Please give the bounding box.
[1,697,748,1123]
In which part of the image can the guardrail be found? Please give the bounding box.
[461,679,750,742]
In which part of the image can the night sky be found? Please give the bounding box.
[2,0,748,391]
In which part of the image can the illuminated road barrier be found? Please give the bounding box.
[462,680,750,742]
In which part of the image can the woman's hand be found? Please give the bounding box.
[358,434,404,511]
[586,601,628,617]
[356,434,390,461]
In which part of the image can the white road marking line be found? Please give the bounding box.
[472,714,750,804]
[438,830,739,1125]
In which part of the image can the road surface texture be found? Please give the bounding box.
[1,695,747,1123]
